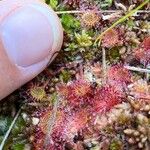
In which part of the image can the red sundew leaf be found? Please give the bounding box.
[94,100,108,113]
[93,85,123,113]
[33,131,45,150]
[141,36,150,51]
[134,49,150,64]
[134,37,150,64]
[70,79,92,98]
[57,79,92,102]
[36,109,89,149]
[65,109,89,138]
[33,131,66,150]
[21,82,46,102]
[33,131,59,150]
[80,11,101,28]
[102,29,123,48]
[107,64,131,84]
[39,109,65,134]
[56,83,70,98]
[61,79,93,107]
[36,109,68,150]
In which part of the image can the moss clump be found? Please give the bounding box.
[109,139,123,150]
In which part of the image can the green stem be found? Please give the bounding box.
[95,0,149,44]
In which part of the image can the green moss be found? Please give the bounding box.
[61,14,80,33]
[109,139,123,150]
[108,47,121,60]
[12,143,25,150]
[127,19,135,28]
[64,43,78,52]
[0,116,12,136]
[11,116,26,136]
[49,0,58,9]
[59,70,72,83]
[3,116,28,150]
[75,30,93,47]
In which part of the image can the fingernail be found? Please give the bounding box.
[1,5,54,67]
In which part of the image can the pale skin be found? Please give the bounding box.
[0,0,63,100]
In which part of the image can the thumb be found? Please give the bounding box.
[0,0,63,100]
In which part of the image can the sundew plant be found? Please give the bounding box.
[0,0,150,150]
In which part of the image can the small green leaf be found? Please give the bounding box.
[12,143,25,150]
[61,14,80,32]
[101,0,113,8]
[49,0,58,9]
[75,30,93,47]
[127,19,135,28]
[12,116,26,136]
[59,70,71,83]
[64,43,78,52]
